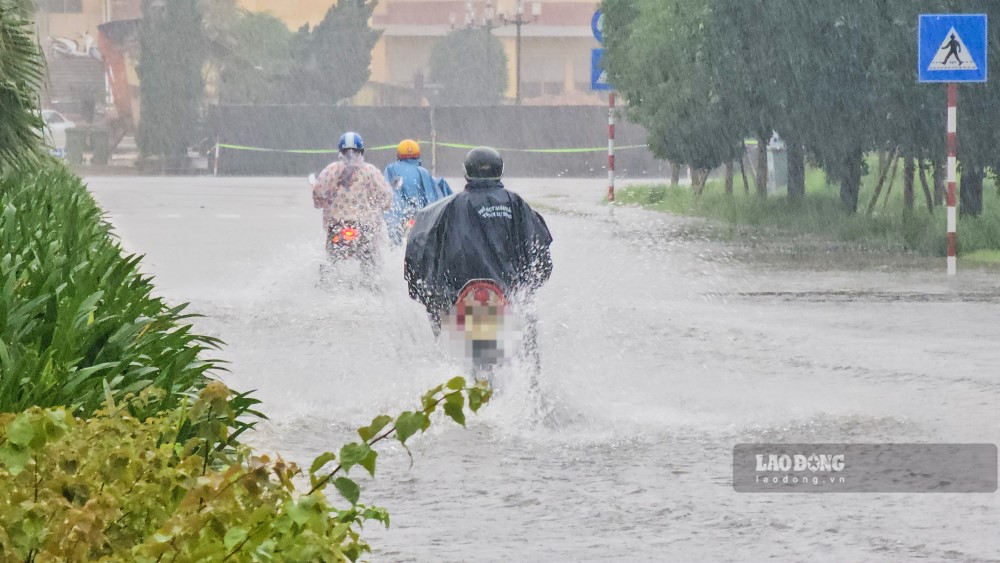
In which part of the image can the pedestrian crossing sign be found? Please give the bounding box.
[591,48,612,91]
[919,14,988,83]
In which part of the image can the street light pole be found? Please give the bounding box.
[456,1,538,105]
[496,1,539,105]
[515,0,522,105]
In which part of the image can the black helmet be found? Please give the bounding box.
[464,147,504,180]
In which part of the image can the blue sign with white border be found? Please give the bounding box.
[592,10,604,44]
[591,48,612,91]
[919,14,988,83]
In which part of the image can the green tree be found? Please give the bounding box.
[429,28,509,106]
[216,12,294,104]
[292,0,380,104]
[8,0,32,15]
[707,0,796,197]
[713,1,889,211]
[200,0,300,104]
[0,0,44,169]
[602,0,740,190]
[603,0,1000,216]
[604,0,893,211]
[136,0,207,165]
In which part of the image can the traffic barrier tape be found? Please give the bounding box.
[216,141,649,155]
[216,143,395,154]
[433,142,648,153]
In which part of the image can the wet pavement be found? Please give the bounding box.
[86,175,1000,562]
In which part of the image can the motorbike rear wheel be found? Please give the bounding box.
[320,222,381,291]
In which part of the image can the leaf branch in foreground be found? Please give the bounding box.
[308,378,491,496]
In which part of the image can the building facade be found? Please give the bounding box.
[35,0,141,129]
[34,0,604,109]
[35,0,139,43]
[239,0,603,105]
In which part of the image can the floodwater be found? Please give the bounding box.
[88,176,1000,562]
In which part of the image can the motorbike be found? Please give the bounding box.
[439,279,535,385]
[387,177,420,246]
[389,176,455,246]
[309,173,379,288]
[398,208,418,243]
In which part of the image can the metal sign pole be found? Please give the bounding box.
[430,104,437,177]
[946,82,958,275]
[917,13,988,276]
[608,92,616,203]
[591,10,614,203]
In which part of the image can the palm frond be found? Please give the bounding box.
[0,0,46,170]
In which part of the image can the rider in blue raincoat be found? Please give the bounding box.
[384,139,453,245]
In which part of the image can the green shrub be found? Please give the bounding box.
[0,378,490,561]
[0,164,227,419]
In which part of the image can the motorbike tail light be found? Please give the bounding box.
[474,288,491,304]
[341,227,358,241]
[406,218,415,228]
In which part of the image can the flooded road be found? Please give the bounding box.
[87,176,1000,562]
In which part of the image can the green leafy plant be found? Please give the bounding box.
[0,378,490,561]
[0,164,233,422]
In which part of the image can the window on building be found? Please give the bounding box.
[41,0,84,13]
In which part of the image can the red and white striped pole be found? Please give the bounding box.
[213,136,220,177]
[608,91,616,203]
[946,82,958,276]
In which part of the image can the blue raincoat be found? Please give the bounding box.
[384,158,453,244]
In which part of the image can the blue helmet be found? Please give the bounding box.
[338,132,364,153]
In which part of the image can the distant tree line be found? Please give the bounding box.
[137,0,509,164]
[203,0,380,106]
[138,0,380,163]
[601,0,1000,215]
[210,5,508,107]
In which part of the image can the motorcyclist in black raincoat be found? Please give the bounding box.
[404,147,553,340]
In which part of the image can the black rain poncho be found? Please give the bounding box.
[404,179,553,315]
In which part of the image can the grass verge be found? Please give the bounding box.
[614,164,1000,258]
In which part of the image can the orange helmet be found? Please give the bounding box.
[397,139,421,160]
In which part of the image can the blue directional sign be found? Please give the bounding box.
[591,48,612,91]
[591,10,604,44]
[919,14,988,83]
